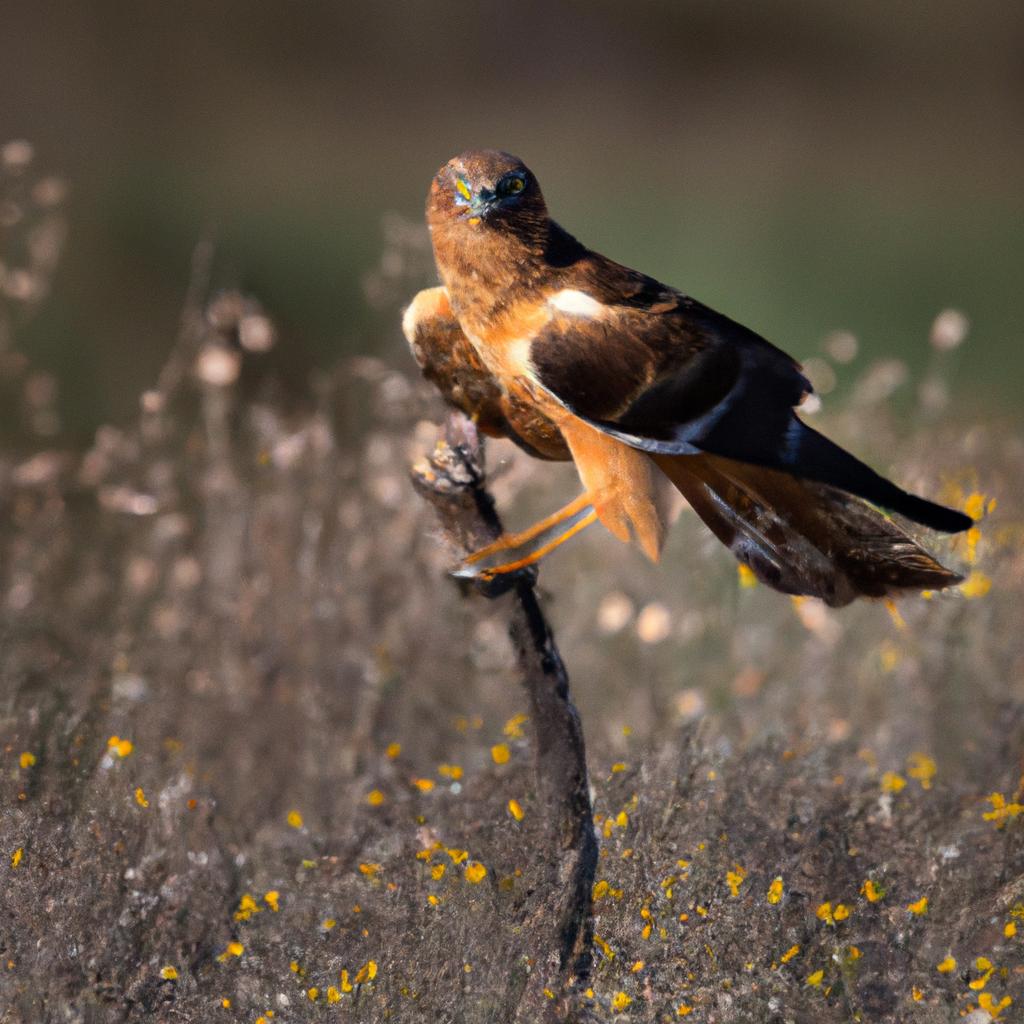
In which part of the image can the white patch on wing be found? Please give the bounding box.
[402,286,450,344]
[401,300,421,343]
[506,337,536,378]
[549,289,605,318]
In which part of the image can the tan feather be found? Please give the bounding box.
[653,453,962,607]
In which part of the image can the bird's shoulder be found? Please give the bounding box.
[526,238,806,422]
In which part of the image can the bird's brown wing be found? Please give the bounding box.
[527,248,970,534]
[403,286,569,460]
[654,452,962,606]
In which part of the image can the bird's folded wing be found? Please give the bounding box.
[527,259,970,533]
[528,261,811,461]
[403,286,570,460]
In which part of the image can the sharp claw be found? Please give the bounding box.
[449,561,537,596]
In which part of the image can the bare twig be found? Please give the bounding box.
[411,412,598,989]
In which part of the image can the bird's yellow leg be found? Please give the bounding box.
[454,492,598,578]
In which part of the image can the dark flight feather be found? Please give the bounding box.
[654,453,963,607]
[528,247,970,534]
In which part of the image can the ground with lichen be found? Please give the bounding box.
[2,168,1023,1022]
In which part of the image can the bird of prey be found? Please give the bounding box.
[403,149,971,607]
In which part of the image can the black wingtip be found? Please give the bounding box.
[774,421,975,535]
[900,497,973,534]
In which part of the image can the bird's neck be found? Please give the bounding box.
[431,219,587,333]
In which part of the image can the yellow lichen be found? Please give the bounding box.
[767,876,784,904]
[983,792,1023,828]
[906,897,928,916]
[884,599,907,631]
[816,902,850,925]
[359,862,381,877]
[431,863,446,880]
[286,810,303,828]
[160,966,178,980]
[216,941,244,962]
[263,890,280,912]
[780,945,800,964]
[880,771,906,793]
[234,894,260,921]
[503,713,528,738]
[726,865,747,897]
[861,879,884,903]
[385,742,401,759]
[936,955,956,973]
[326,986,340,1003]
[611,991,632,1011]
[18,752,36,769]
[134,787,149,808]
[412,778,435,793]
[366,789,385,806]
[959,571,992,599]
[437,764,462,780]
[464,861,487,884]
[354,960,377,984]
[906,752,937,789]
[737,563,757,588]
[491,743,510,765]
[107,736,134,758]
[806,969,824,987]
[977,994,1012,1018]
[507,799,524,821]
[11,848,23,869]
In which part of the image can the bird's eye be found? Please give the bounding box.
[500,174,526,196]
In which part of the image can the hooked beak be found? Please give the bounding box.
[454,178,497,222]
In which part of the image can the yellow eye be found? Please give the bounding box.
[498,174,526,197]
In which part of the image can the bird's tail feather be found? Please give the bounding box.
[653,452,964,607]
[749,419,972,534]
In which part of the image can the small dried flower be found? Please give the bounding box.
[465,861,487,884]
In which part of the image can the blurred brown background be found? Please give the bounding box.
[2,0,1022,437]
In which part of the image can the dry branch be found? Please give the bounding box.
[411,412,598,989]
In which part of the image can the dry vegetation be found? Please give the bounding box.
[1,145,1022,1023]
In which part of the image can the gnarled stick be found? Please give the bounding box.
[411,412,597,984]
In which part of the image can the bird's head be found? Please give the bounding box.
[427,150,548,241]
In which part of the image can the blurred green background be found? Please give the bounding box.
[2,0,1022,437]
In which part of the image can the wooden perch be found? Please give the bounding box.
[411,412,598,987]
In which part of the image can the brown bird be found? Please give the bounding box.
[403,149,971,607]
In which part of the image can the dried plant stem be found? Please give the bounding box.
[411,412,597,988]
